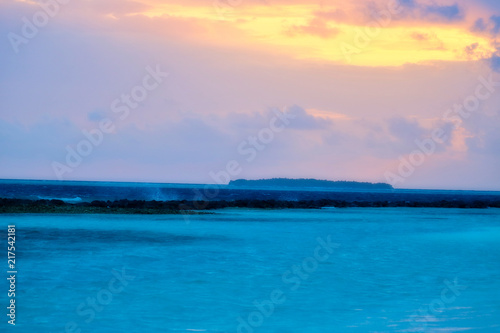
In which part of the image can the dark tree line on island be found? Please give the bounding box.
[229,178,394,190]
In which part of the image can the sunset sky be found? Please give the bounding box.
[1,0,500,190]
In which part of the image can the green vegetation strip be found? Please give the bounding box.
[1,197,499,214]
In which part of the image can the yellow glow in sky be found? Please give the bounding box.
[136,2,495,67]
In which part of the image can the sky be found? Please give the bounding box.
[1,0,500,190]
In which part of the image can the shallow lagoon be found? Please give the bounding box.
[1,208,499,332]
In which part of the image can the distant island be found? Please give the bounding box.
[229,178,394,190]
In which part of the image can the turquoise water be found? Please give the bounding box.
[1,208,500,332]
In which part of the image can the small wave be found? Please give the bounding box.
[37,196,83,203]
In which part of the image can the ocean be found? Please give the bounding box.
[1,205,500,332]
[1,179,500,204]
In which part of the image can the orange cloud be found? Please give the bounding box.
[108,0,497,67]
